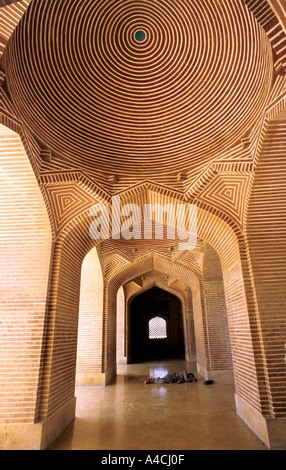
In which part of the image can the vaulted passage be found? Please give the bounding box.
[129,287,185,363]
[1,0,286,451]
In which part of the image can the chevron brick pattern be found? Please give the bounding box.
[0,0,31,57]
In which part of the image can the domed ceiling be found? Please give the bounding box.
[5,0,273,181]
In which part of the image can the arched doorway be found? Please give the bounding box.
[76,246,104,385]
[129,287,185,363]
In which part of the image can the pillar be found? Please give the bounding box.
[0,125,53,450]
[199,243,233,382]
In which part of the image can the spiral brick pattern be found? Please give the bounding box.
[6,0,273,178]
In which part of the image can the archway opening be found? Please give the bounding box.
[0,124,52,425]
[129,287,185,363]
[76,246,104,385]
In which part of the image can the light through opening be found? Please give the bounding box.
[148,316,167,340]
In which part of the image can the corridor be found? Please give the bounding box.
[48,360,268,451]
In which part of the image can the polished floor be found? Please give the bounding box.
[48,359,268,451]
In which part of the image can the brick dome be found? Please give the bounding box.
[5,0,273,180]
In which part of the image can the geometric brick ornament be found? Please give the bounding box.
[197,174,253,231]
[42,183,99,238]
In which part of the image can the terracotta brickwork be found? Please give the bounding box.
[0,0,286,450]
[37,218,95,421]
[76,247,104,382]
[0,125,52,424]
[246,110,286,418]
[116,286,126,364]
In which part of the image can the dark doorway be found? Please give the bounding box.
[129,287,185,363]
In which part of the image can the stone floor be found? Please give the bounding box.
[48,359,268,451]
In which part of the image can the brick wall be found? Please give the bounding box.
[37,216,94,420]
[246,110,286,418]
[196,207,266,412]
[202,242,233,372]
[0,125,52,424]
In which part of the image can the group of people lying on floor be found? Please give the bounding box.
[145,370,196,385]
